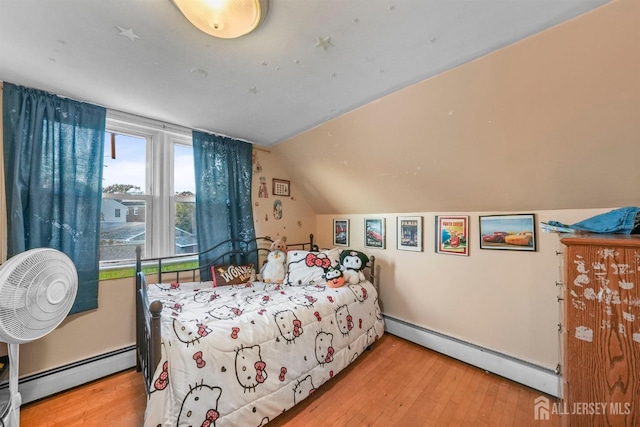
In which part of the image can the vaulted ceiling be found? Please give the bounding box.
[0,0,609,146]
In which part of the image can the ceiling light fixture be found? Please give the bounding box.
[171,0,269,39]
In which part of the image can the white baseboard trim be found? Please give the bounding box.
[10,346,136,404]
[384,315,560,397]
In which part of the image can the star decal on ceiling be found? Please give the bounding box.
[314,37,333,51]
[115,25,140,42]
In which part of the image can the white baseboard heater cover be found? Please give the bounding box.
[383,315,560,398]
[2,346,136,405]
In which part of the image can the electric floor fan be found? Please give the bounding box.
[0,248,78,427]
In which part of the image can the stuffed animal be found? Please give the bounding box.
[261,250,286,283]
[324,263,345,288]
[270,238,287,253]
[339,250,369,284]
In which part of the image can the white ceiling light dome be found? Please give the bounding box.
[171,0,269,39]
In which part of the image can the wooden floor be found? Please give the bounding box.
[21,334,561,426]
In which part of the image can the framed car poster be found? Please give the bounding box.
[364,218,385,249]
[333,219,349,246]
[435,215,469,256]
[479,214,537,251]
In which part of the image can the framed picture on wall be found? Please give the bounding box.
[333,219,349,246]
[364,218,385,249]
[479,213,537,251]
[272,178,290,196]
[397,216,423,251]
[435,215,469,256]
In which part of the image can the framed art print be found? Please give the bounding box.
[479,214,537,251]
[397,216,423,251]
[435,215,469,256]
[272,178,290,196]
[333,219,349,246]
[364,218,385,249]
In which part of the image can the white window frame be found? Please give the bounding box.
[103,111,194,262]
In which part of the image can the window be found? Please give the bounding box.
[100,112,196,264]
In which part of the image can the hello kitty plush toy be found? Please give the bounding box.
[339,250,369,284]
[261,250,286,283]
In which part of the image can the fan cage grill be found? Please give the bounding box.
[0,248,78,344]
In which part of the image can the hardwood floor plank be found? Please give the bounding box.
[21,333,564,427]
[21,368,146,427]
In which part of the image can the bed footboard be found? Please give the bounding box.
[135,253,164,393]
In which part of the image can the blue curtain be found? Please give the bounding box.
[192,130,256,281]
[3,83,106,314]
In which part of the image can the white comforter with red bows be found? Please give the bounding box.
[143,280,384,427]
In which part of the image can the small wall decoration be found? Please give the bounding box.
[272,178,290,197]
[364,218,385,249]
[479,214,537,251]
[273,199,283,220]
[435,215,469,256]
[333,219,349,246]
[258,177,269,198]
[397,216,423,252]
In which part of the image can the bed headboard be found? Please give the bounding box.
[135,234,316,285]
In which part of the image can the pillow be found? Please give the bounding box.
[211,264,256,287]
[283,248,340,286]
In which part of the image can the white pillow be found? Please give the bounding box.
[283,248,340,286]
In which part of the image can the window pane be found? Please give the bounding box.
[100,199,146,262]
[174,143,197,254]
[174,144,195,195]
[103,132,146,194]
[101,131,147,263]
[175,200,197,254]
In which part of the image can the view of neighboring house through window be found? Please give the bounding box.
[100,132,148,263]
[100,114,196,265]
[174,144,197,255]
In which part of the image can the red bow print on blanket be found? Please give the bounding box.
[197,323,209,337]
[305,253,331,269]
[255,361,267,383]
[326,346,335,363]
[154,361,169,391]
[193,351,206,368]
[201,409,219,427]
[231,327,240,339]
[293,319,303,337]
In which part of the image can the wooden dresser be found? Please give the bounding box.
[560,234,640,427]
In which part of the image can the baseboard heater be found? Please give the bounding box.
[0,346,137,405]
[383,315,561,398]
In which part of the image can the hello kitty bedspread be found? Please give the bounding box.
[143,279,384,427]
